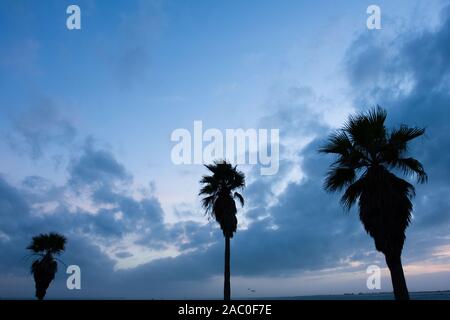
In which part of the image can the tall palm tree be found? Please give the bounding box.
[27,233,67,300]
[319,107,427,300]
[199,160,245,301]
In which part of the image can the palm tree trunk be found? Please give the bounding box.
[224,236,231,301]
[385,253,409,300]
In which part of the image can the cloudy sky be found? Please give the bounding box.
[1,0,450,299]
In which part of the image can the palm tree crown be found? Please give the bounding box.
[27,233,67,256]
[319,107,427,255]
[199,160,245,238]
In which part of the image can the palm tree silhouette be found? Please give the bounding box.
[319,107,427,300]
[27,233,67,300]
[199,160,245,301]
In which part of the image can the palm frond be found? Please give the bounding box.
[234,192,244,207]
[341,176,366,211]
[199,175,217,187]
[201,195,216,213]
[381,126,425,164]
[366,106,387,128]
[199,183,218,196]
[324,167,356,192]
[389,125,425,150]
[319,131,352,156]
[391,157,428,183]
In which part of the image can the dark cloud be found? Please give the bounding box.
[259,85,329,138]
[6,99,77,160]
[231,141,371,276]
[68,138,130,189]
[115,251,133,259]
[0,176,30,235]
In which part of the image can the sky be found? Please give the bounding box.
[0,0,450,299]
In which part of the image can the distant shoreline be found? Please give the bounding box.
[2,290,450,300]
[247,290,450,300]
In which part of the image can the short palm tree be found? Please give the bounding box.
[199,160,245,300]
[319,107,427,300]
[27,233,67,300]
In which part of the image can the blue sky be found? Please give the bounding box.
[1,0,450,299]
